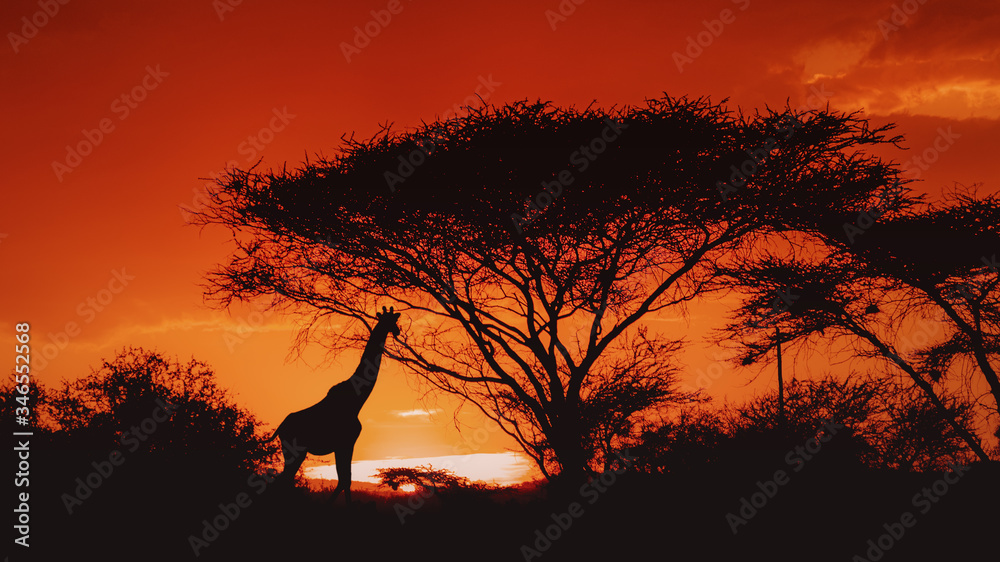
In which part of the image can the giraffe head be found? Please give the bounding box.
[376,306,401,338]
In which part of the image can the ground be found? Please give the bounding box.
[21,446,1000,561]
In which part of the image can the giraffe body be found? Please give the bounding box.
[276,389,362,455]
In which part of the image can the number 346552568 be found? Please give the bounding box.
[14,322,31,415]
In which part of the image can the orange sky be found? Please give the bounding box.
[3,0,999,483]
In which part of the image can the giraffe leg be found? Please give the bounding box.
[278,438,306,487]
[329,444,355,506]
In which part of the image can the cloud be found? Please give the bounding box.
[65,311,310,357]
[810,0,1000,119]
[725,0,1000,120]
[392,409,443,419]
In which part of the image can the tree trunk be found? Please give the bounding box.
[547,420,591,495]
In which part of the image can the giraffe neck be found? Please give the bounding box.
[345,327,388,408]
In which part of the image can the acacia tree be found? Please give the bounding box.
[375,465,472,493]
[196,97,901,479]
[719,186,1000,461]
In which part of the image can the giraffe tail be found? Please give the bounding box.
[264,421,284,443]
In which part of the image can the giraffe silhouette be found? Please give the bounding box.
[266,306,401,504]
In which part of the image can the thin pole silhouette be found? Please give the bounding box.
[777,324,784,429]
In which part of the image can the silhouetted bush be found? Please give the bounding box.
[632,375,976,474]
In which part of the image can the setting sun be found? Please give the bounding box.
[305,452,539,487]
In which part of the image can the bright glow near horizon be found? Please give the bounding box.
[303,451,539,487]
